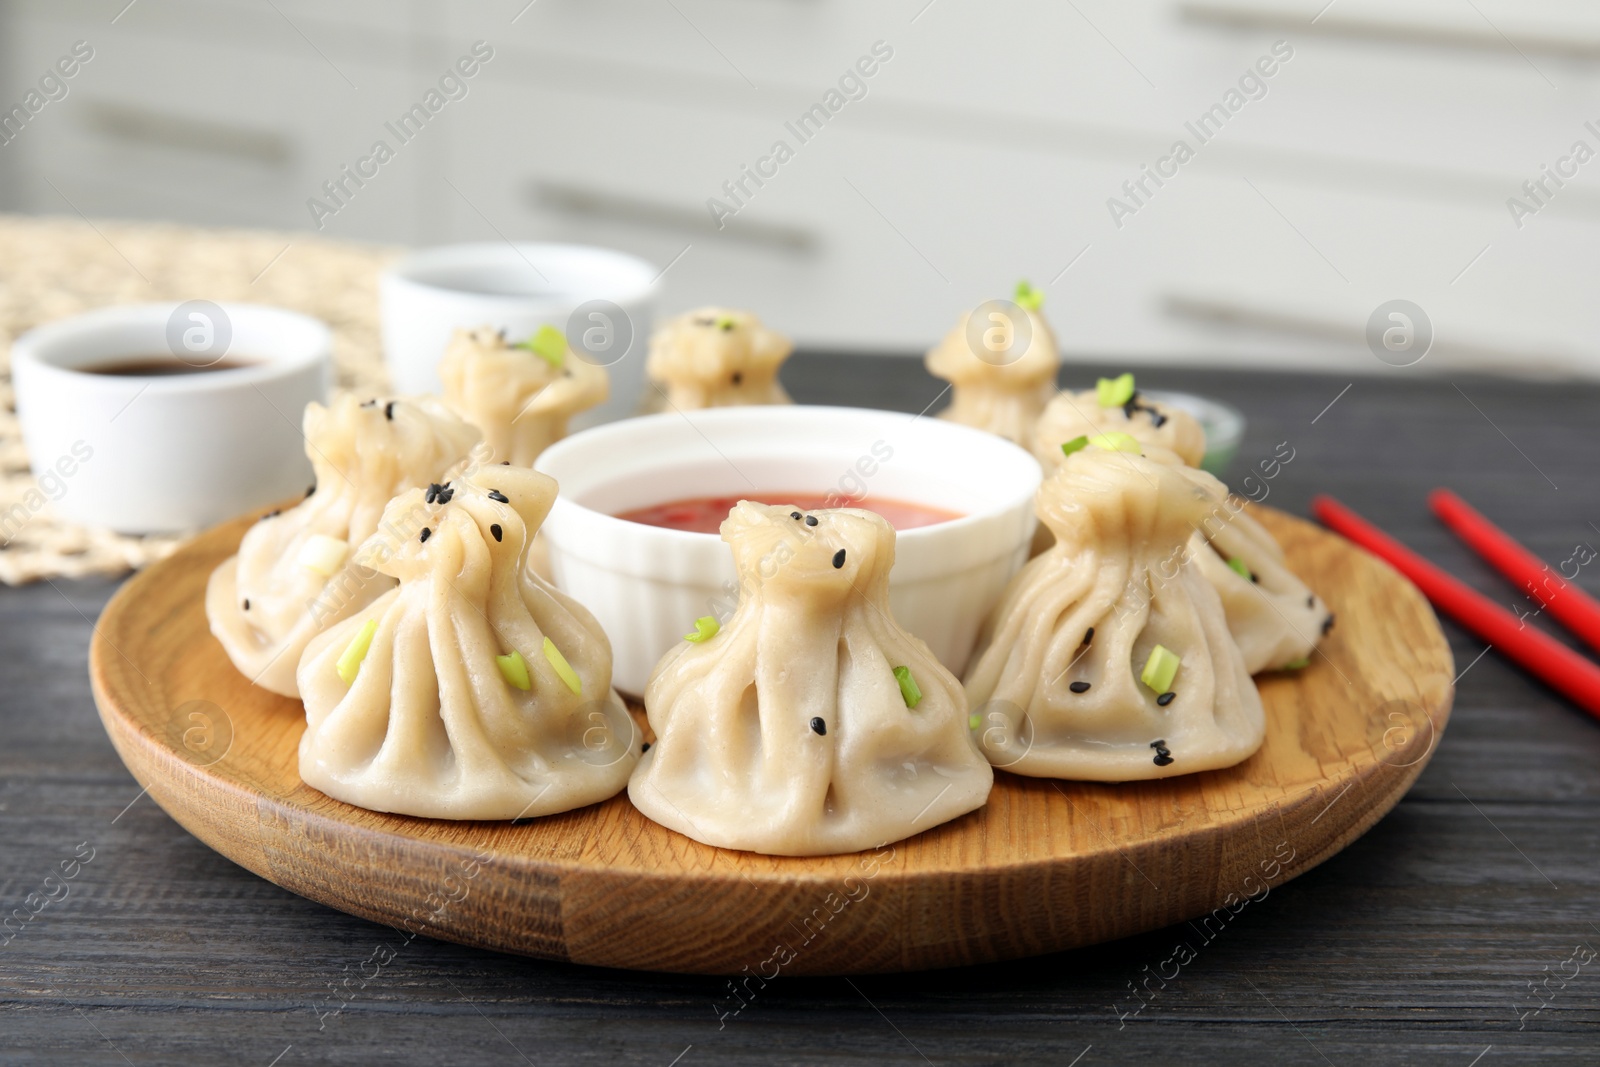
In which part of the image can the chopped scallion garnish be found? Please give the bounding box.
[684,616,720,643]
[1088,431,1142,454]
[1060,435,1090,458]
[336,619,378,684]
[543,637,581,695]
[1096,372,1136,408]
[1013,280,1043,311]
[1226,557,1252,581]
[496,650,531,691]
[893,666,922,708]
[1282,657,1311,671]
[1140,644,1181,695]
[520,324,566,368]
[299,533,349,577]
[968,712,982,731]
[714,314,736,330]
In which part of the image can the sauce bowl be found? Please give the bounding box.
[536,405,1042,694]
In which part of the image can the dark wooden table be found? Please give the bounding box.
[4,354,1598,1065]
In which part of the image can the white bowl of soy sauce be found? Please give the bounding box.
[10,302,330,533]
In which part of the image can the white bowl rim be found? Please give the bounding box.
[536,404,1042,547]
[10,302,331,396]
[382,241,661,305]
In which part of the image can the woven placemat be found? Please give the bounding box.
[0,214,395,585]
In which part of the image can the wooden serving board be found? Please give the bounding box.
[90,506,1453,976]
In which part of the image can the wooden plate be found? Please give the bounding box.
[90,506,1452,975]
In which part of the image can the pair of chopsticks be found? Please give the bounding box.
[1312,491,1600,719]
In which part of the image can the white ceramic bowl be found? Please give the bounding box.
[537,406,1042,694]
[380,242,659,426]
[10,302,330,533]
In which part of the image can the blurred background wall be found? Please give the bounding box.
[1,0,1597,376]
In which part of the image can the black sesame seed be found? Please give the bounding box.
[1151,412,1168,428]
[242,599,250,610]
[805,515,818,527]
[832,549,846,569]
[1322,613,1336,636]
[361,398,376,407]
[500,460,511,465]
[490,523,503,542]
[641,742,651,753]
[384,400,396,420]
[1083,627,1094,645]
[1157,692,1176,707]
[435,484,454,504]
[731,371,743,385]
[1250,572,1259,583]
[1069,681,1091,694]
[488,489,509,503]
[419,528,431,543]
[1306,595,1315,608]
[810,717,826,735]
[1153,752,1175,767]
[425,482,441,503]
[305,484,316,498]
[791,511,802,520]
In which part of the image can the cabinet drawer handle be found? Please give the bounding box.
[79,100,291,165]
[530,180,816,254]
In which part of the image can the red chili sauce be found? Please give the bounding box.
[616,494,961,534]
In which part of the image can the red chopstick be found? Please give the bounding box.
[1311,494,1600,721]
[1429,488,1600,657]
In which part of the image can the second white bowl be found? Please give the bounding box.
[536,405,1042,694]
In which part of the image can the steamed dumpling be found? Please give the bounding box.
[206,395,480,697]
[1033,380,1206,469]
[964,446,1264,781]
[297,466,638,820]
[1179,470,1327,673]
[438,325,608,465]
[644,307,792,411]
[629,501,992,856]
[926,291,1059,447]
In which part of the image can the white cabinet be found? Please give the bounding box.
[2,0,1597,375]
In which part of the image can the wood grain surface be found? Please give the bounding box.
[9,357,1600,1065]
[88,495,1452,975]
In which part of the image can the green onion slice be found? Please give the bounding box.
[1281,657,1311,671]
[1088,431,1142,454]
[968,712,983,731]
[543,637,582,695]
[715,314,737,330]
[496,649,531,691]
[336,619,378,685]
[1096,372,1136,408]
[1140,644,1181,695]
[521,324,566,368]
[1226,557,1252,581]
[1013,280,1043,311]
[684,616,720,643]
[1059,434,1090,458]
[893,666,923,708]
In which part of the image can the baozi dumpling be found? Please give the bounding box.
[964,446,1264,781]
[297,466,638,820]
[206,394,480,697]
[630,502,992,856]
[1033,377,1206,469]
[926,290,1060,447]
[644,307,792,412]
[438,325,608,465]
